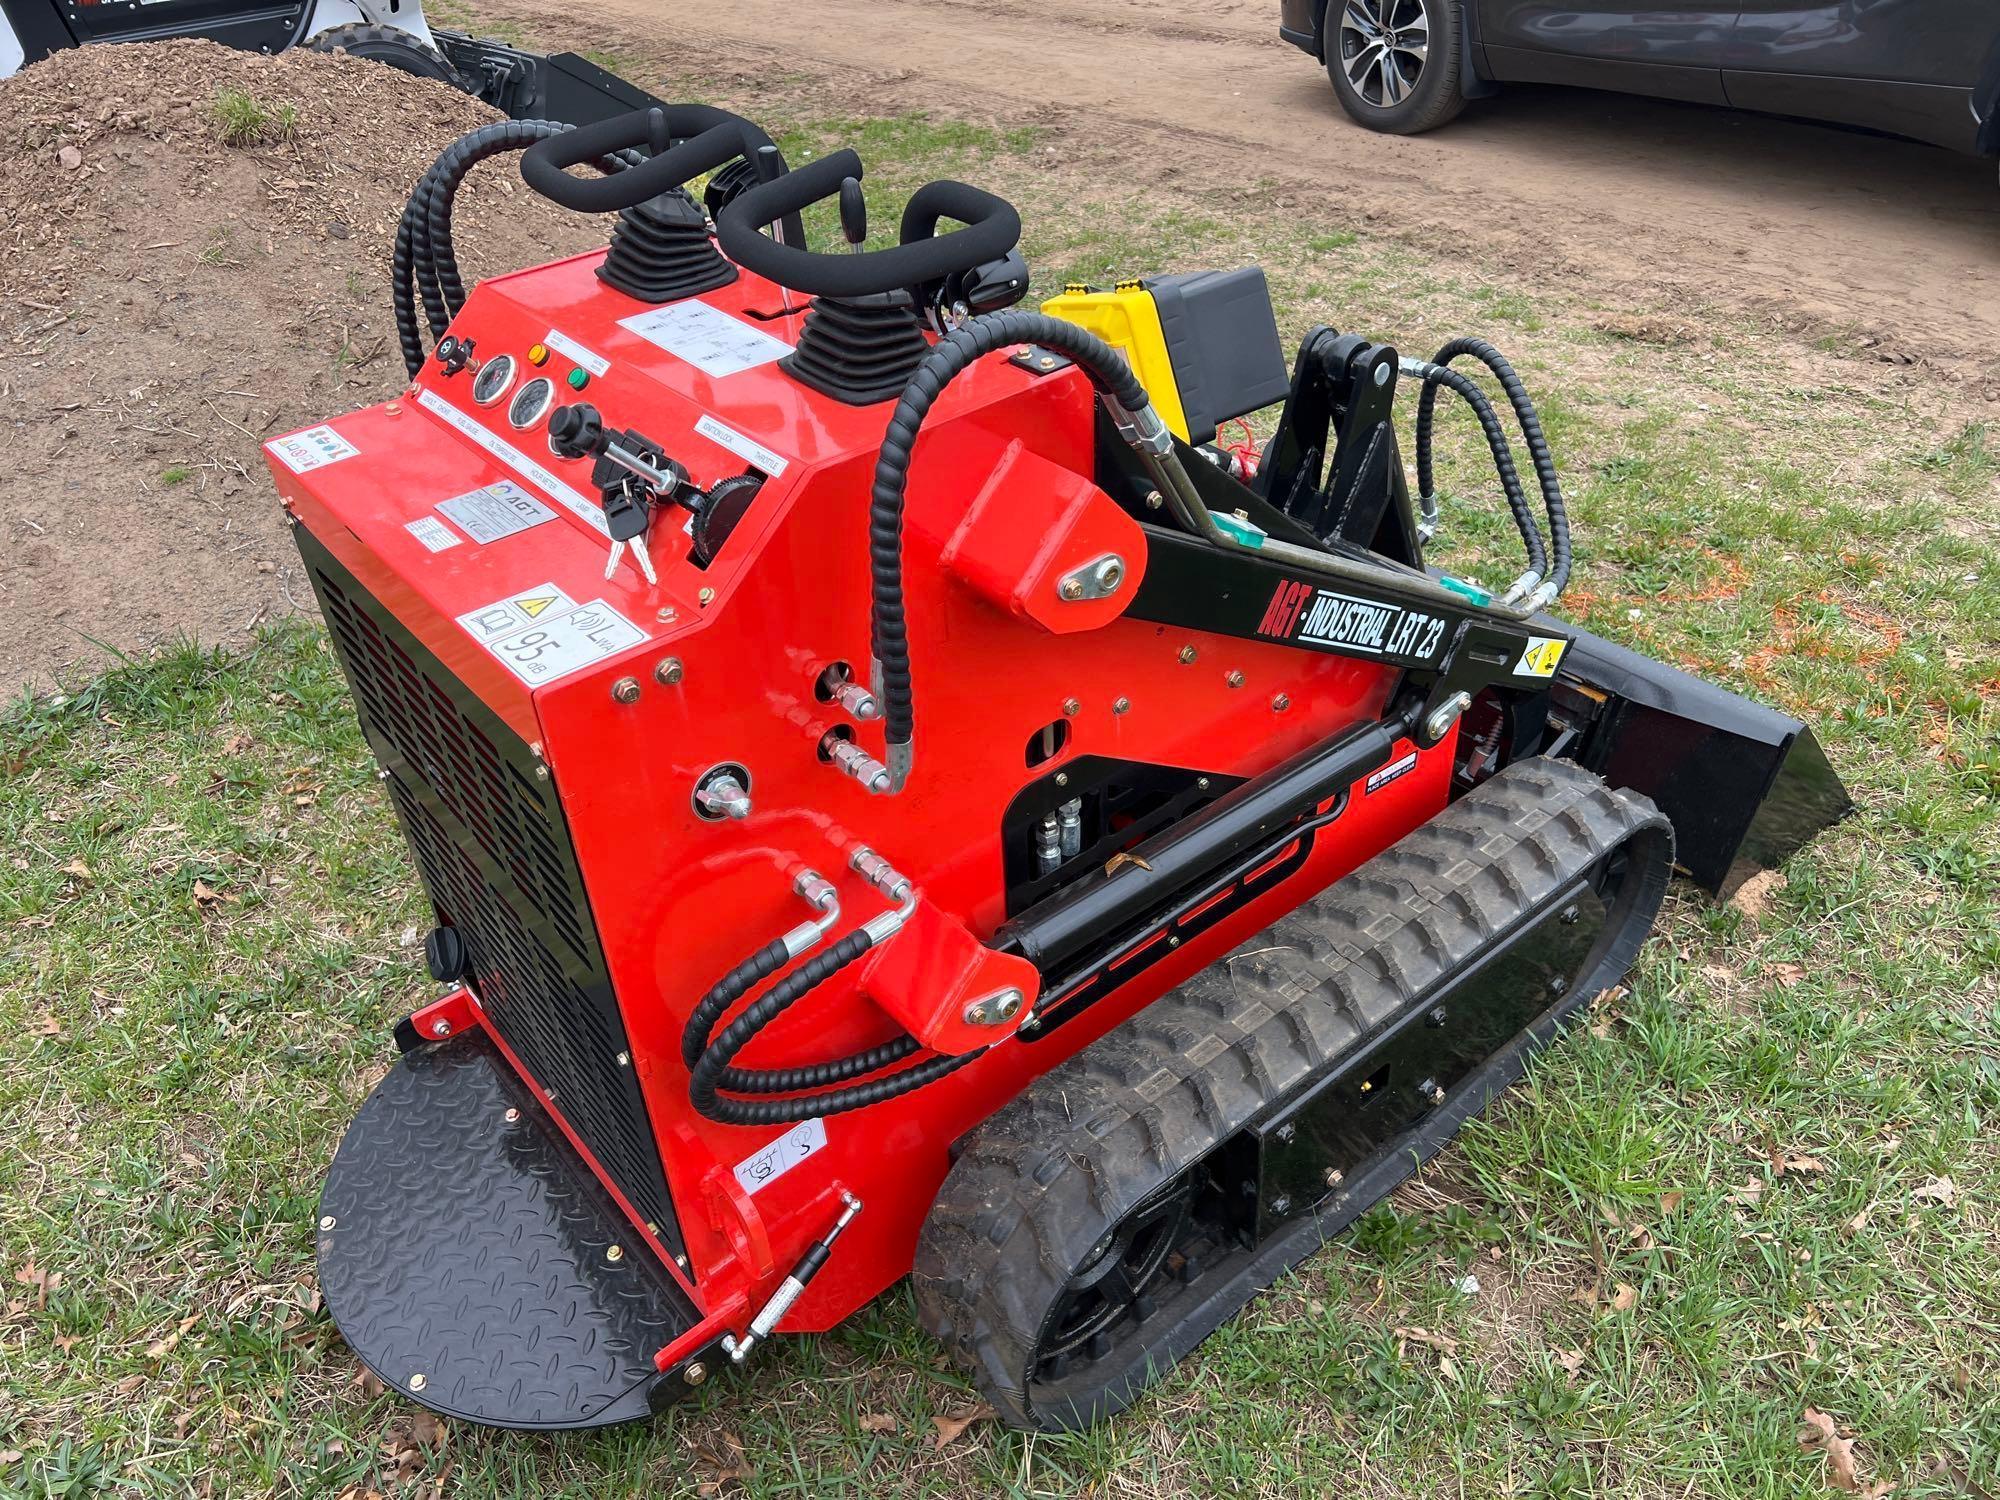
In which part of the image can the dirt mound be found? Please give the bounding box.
[0,38,609,698]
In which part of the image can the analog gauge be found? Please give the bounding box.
[471,353,517,406]
[508,375,555,430]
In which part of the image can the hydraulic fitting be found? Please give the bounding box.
[693,768,753,820]
[824,737,892,794]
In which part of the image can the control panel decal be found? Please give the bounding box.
[694,414,790,477]
[542,328,610,378]
[267,424,360,474]
[416,388,609,536]
[437,481,557,544]
[619,300,793,378]
[456,583,647,687]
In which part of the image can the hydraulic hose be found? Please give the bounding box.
[1413,363,1546,581]
[869,311,1150,790]
[683,929,988,1125]
[1412,336,1573,598]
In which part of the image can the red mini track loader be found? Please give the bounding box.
[263,106,1850,1431]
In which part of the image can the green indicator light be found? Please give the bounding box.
[567,367,589,391]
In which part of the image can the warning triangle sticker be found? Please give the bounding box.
[517,594,558,618]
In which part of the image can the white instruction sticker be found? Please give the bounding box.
[457,582,578,644]
[733,1117,828,1197]
[267,425,359,474]
[438,481,557,544]
[1366,750,1419,795]
[543,328,610,378]
[694,413,790,477]
[459,588,646,687]
[620,300,793,377]
[415,388,608,536]
[404,516,462,553]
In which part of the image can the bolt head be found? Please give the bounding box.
[1145,489,1164,510]
[1091,556,1123,591]
[319,1215,337,1231]
[1324,1167,1345,1187]
[1060,577,1085,600]
[504,1107,520,1123]
[606,1245,624,1263]
[698,587,716,606]
[1062,697,1081,717]
[1272,693,1291,712]
[1178,645,1197,664]
[1054,771,1069,787]
[1112,696,1131,714]
[410,1373,427,1392]
[1270,1195,1292,1215]
[611,676,642,705]
[1226,670,1245,688]
[429,1018,450,1038]
[617,1051,631,1067]
[685,1361,708,1386]
[1275,1122,1296,1144]
[655,657,685,686]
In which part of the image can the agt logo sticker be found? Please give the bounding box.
[1256,579,1447,664]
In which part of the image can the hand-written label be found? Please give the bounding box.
[267,425,359,473]
[732,1117,828,1197]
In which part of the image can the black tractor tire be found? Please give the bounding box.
[304,23,461,88]
[913,757,1672,1430]
[1326,0,1468,135]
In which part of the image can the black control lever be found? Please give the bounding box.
[839,175,867,252]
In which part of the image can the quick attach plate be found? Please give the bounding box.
[317,1031,701,1430]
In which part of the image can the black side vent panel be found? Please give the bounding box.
[299,528,681,1256]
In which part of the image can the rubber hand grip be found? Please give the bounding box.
[716,149,1021,300]
[520,109,751,214]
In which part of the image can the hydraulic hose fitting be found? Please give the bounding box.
[824,737,892,794]
[831,680,882,721]
[779,869,841,959]
[694,772,753,820]
[849,845,913,904]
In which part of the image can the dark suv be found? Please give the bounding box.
[1281,0,2000,162]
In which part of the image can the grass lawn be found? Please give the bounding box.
[4,33,1999,1500]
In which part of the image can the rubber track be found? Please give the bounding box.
[912,757,1670,1430]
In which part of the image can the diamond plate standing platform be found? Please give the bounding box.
[317,1031,701,1429]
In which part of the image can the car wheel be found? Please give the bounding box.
[1325,0,1466,135]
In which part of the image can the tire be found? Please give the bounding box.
[1325,0,1467,135]
[914,757,1672,1430]
[303,22,461,88]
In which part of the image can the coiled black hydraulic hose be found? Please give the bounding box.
[683,930,987,1125]
[1413,335,1572,594]
[394,119,641,378]
[1414,363,1547,582]
[870,311,1149,785]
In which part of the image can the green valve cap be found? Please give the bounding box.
[1211,512,1267,549]
[1438,574,1494,607]
[566,367,589,391]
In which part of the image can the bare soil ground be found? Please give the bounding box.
[483,0,2000,385]
[0,40,607,699]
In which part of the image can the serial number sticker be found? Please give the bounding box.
[1366,750,1420,795]
[1514,635,1568,679]
[456,581,578,644]
[542,327,610,378]
[438,480,557,544]
[694,413,790,477]
[266,425,359,473]
[404,516,462,553]
[619,300,793,378]
[471,597,647,687]
[733,1117,828,1197]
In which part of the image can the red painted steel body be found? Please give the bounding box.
[267,245,1453,1349]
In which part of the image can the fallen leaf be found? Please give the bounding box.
[144,1331,180,1358]
[1769,961,1807,986]
[32,1012,62,1038]
[1609,1283,1638,1312]
[1555,1347,1585,1377]
[223,733,253,755]
[1777,1153,1828,1176]
[1567,1283,1601,1309]
[1913,1177,1956,1207]
[12,1259,60,1306]
[1843,1203,1875,1238]
[1730,1177,1766,1208]
[1798,1405,1891,1494]
[1659,1191,1685,1214]
[1393,1325,1461,1356]
[407,1411,447,1451]
[191,879,237,908]
[0,1451,20,1466]
[60,857,92,880]
[931,1404,994,1449]
[1730,868,1789,922]
[858,1412,898,1434]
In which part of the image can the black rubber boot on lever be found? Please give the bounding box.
[913,756,1673,1431]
